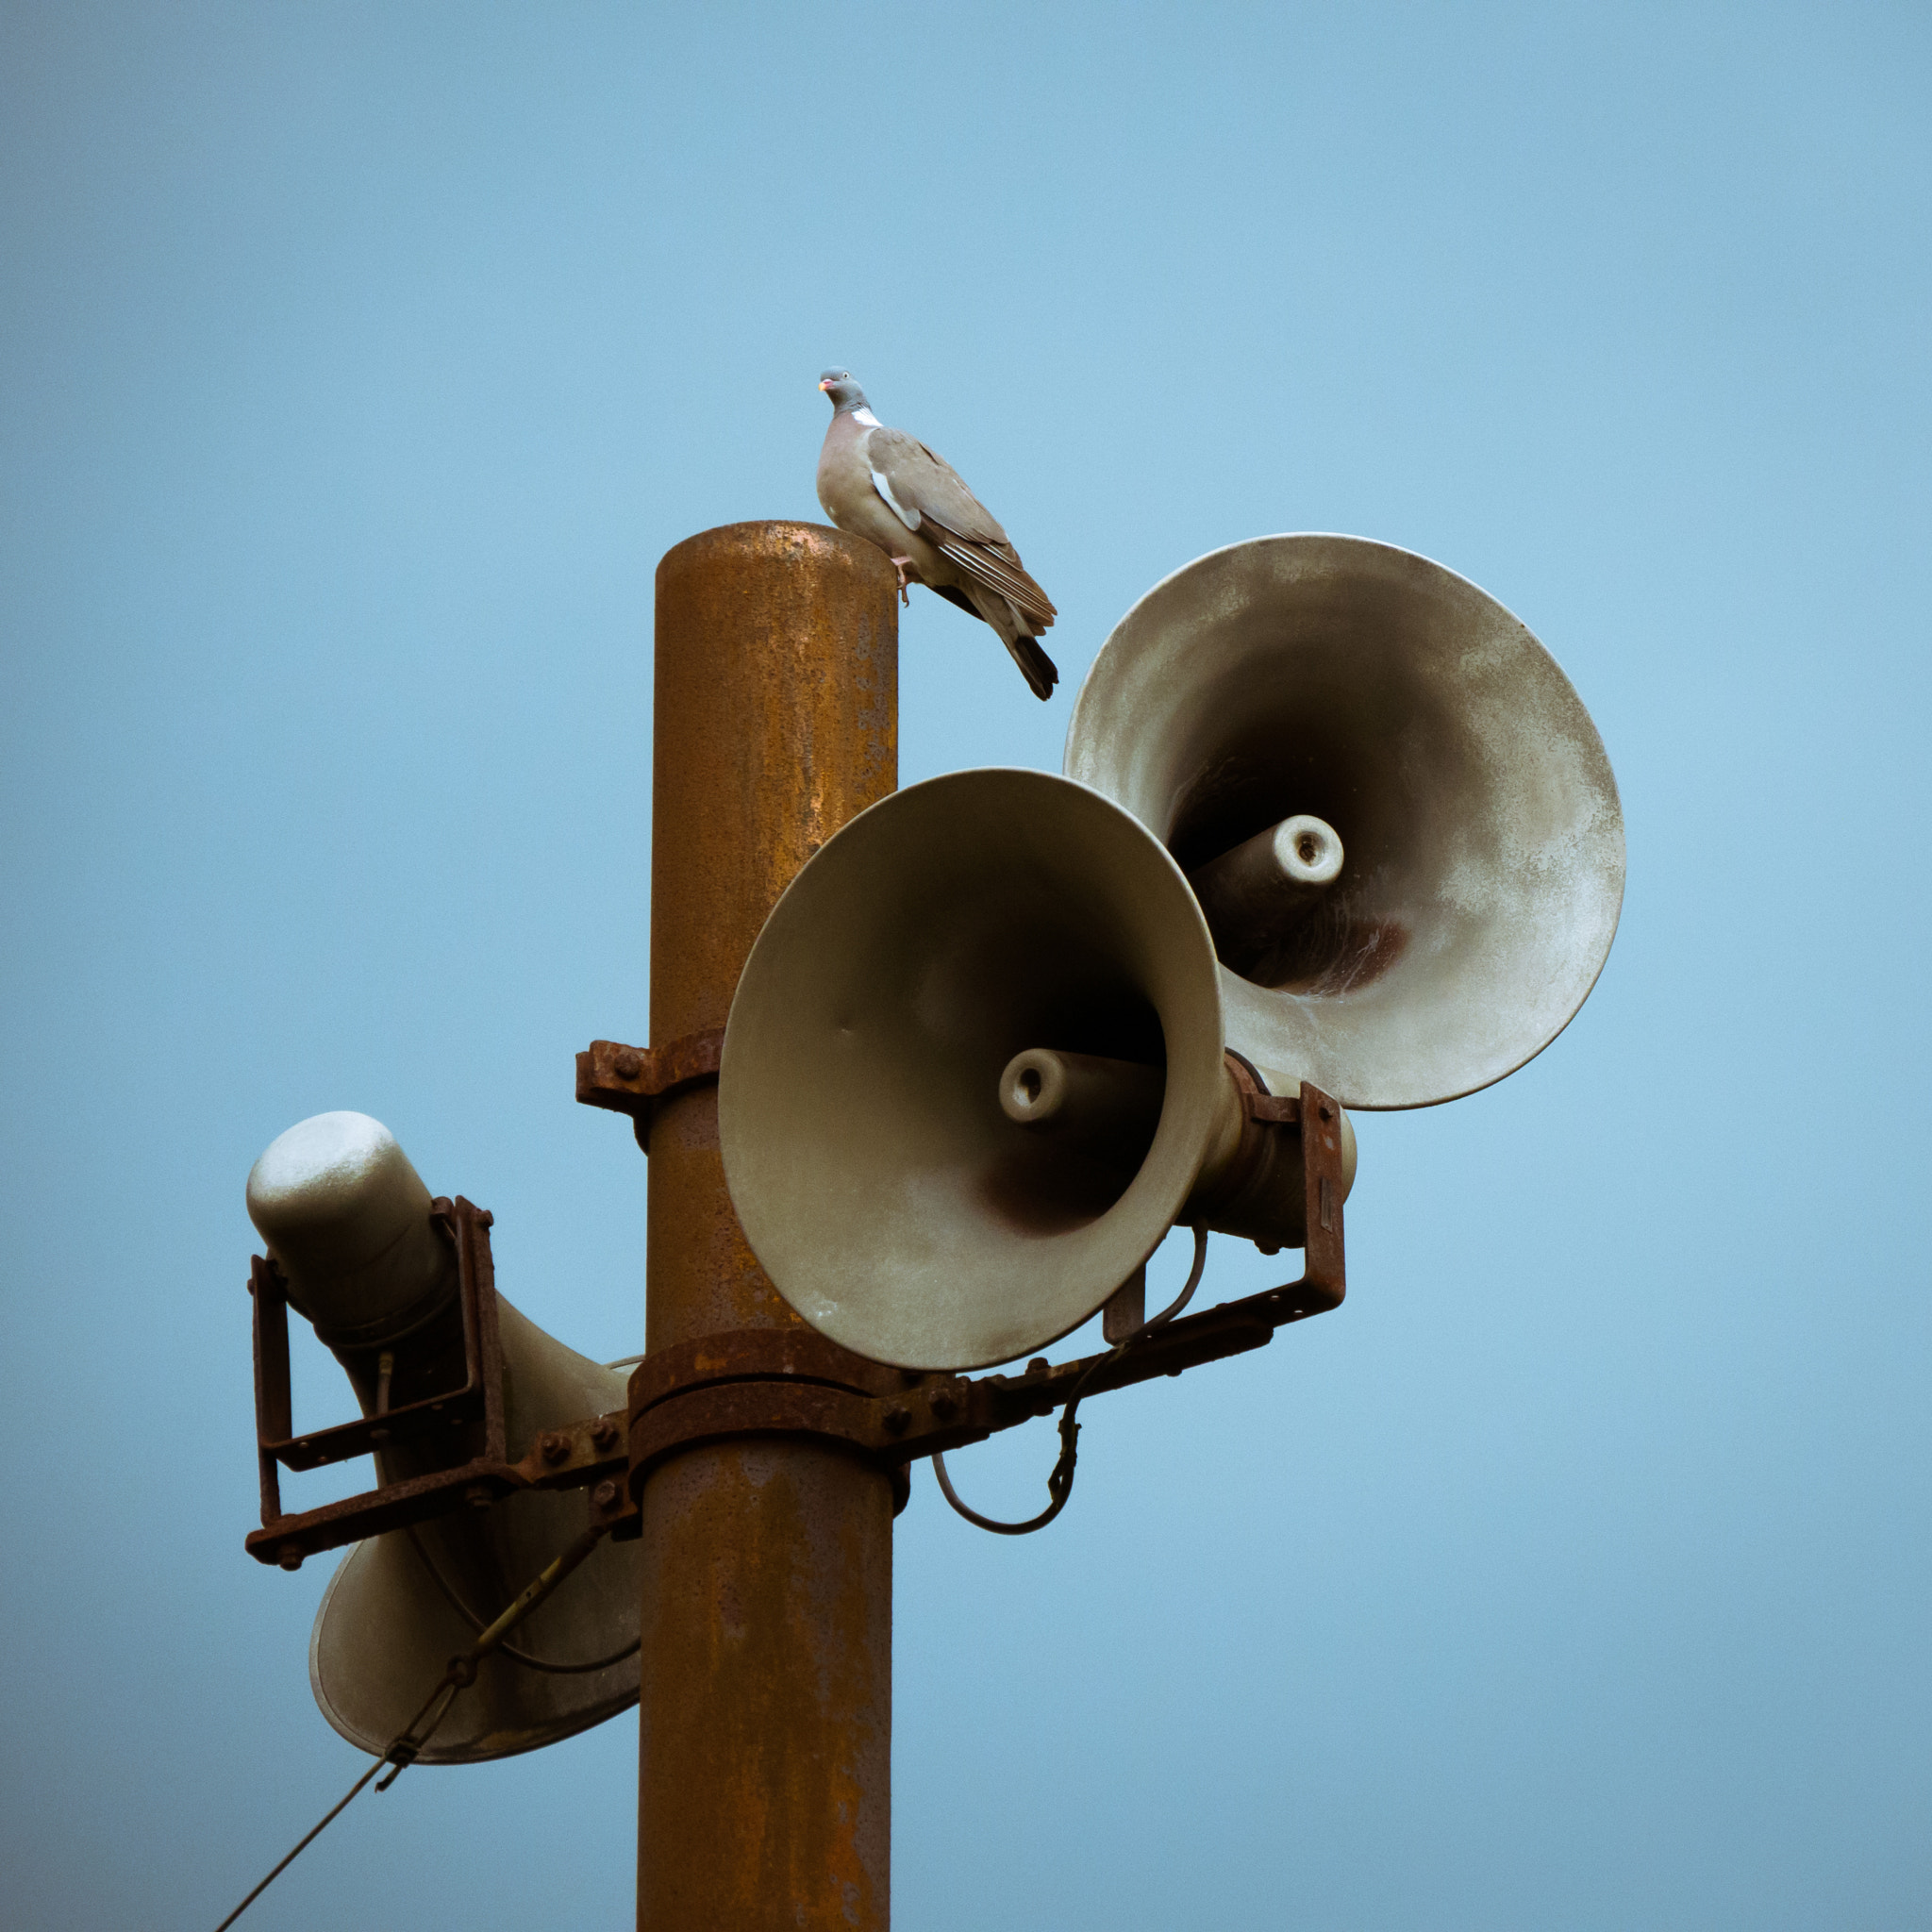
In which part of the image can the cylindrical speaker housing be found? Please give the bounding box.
[245,1111,455,1347]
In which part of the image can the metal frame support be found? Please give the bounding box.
[243,1199,517,1571]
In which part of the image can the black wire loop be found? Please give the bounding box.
[931,1226,1209,1537]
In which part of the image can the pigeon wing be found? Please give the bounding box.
[866,427,1058,633]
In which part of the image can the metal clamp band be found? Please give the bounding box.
[575,1026,726,1150]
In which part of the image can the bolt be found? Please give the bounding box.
[929,1386,960,1422]
[612,1048,642,1081]
[277,1542,305,1573]
[1027,1357,1049,1377]
[1319,1102,1334,1122]
[590,1416,620,1450]
[465,1482,494,1509]
[592,1479,619,1508]
[882,1404,911,1436]
[540,1430,570,1463]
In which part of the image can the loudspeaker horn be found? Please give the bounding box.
[246,1112,640,1763]
[718,768,1355,1374]
[1064,535,1625,1109]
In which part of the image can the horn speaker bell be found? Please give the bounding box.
[1065,534,1625,1109]
[719,769,1231,1373]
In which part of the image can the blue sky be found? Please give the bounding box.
[2,4,1928,1926]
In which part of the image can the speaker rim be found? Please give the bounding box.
[719,767,1229,1372]
[1065,532,1626,1110]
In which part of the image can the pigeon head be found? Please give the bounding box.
[819,369,870,414]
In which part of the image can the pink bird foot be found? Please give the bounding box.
[889,555,914,605]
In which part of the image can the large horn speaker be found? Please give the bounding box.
[247,1113,639,1763]
[718,768,1351,1373]
[1065,535,1625,1108]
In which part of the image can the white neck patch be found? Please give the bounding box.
[851,406,882,426]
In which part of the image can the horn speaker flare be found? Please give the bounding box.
[718,768,1352,1374]
[1065,534,1625,1109]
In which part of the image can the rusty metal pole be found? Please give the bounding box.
[638,522,899,1931]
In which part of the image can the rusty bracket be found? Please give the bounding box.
[248,1081,1346,1568]
[575,1027,725,1151]
[246,1199,529,1573]
[616,1080,1348,1509]
[625,1328,920,1515]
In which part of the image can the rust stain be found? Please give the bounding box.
[639,524,898,1930]
[636,1444,891,1930]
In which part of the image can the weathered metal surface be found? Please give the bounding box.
[637,1443,893,1931]
[638,522,898,1932]
[575,1026,726,1146]
[1183,1055,1357,1254]
[245,1199,509,1568]
[309,1298,644,1766]
[629,1381,919,1516]
[718,767,1228,1371]
[609,1084,1346,1489]
[1186,811,1344,972]
[246,1111,458,1348]
[601,1235,1344,1478]
[508,1410,627,1489]
[1298,1079,1348,1299]
[717,770,1357,1360]
[1065,534,1625,1108]
[627,1325,909,1415]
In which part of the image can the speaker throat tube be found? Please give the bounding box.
[1186,814,1343,952]
[999,1047,1165,1180]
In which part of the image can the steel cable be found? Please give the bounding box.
[212,1522,611,1930]
[403,1524,640,1674]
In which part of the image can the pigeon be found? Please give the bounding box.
[815,370,1059,700]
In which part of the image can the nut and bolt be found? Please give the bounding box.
[590,1416,620,1450]
[540,1430,571,1463]
[612,1048,642,1081]
[929,1386,961,1422]
[881,1404,911,1436]
[592,1479,620,1508]
[276,1542,305,1573]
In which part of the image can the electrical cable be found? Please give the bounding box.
[211,1522,611,1930]
[931,1227,1209,1536]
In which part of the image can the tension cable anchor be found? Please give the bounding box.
[931,1226,1210,1537]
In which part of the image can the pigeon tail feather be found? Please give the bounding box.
[1005,630,1059,702]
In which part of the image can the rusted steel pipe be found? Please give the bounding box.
[639,523,898,1931]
